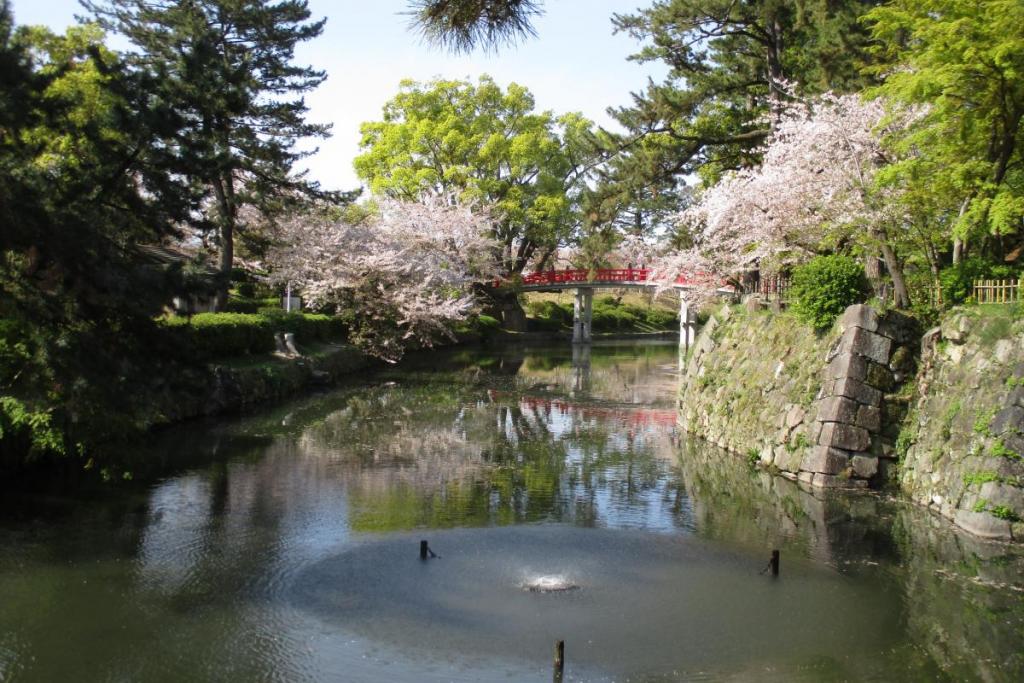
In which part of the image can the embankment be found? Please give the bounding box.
[680,302,1024,540]
[900,307,1024,539]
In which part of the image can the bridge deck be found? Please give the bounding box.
[511,268,734,294]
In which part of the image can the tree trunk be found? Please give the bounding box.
[213,220,233,310]
[874,230,911,308]
[212,173,235,311]
[864,252,883,299]
[952,197,970,265]
[766,15,785,126]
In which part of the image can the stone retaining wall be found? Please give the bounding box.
[680,303,916,488]
[900,308,1024,540]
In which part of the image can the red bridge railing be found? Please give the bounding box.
[517,268,696,287]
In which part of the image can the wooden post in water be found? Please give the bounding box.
[770,549,780,576]
[553,640,565,681]
[420,540,428,560]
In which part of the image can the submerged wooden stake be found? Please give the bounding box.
[420,540,428,560]
[553,639,564,681]
[770,549,780,576]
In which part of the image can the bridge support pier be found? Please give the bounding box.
[573,288,593,344]
[680,299,697,352]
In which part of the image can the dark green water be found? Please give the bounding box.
[1,341,1023,682]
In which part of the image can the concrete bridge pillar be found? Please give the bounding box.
[680,298,697,352]
[573,287,593,344]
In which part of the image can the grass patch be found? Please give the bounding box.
[963,471,1001,487]
[973,406,998,436]
[990,439,1022,460]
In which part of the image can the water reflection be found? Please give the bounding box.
[0,342,1022,682]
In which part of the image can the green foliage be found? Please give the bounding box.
[407,0,542,53]
[867,0,1024,251]
[973,407,998,436]
[84,0,348,304]
[0,396,67,460]
[163,312,345,362]
[354,76,596,276]
[895,418,917,461]
[990,439,1022,460]
[990,505,1020,521]
[525,296,678,333]
[789,256,869,330]
[1,12,206,466]
[939,400,962,441]
[963,471,1001,487]
[602,0,880,204]
[938,258,1018,305]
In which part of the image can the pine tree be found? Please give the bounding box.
[603,0,881,205]
[83,0,338,308]
[1,3,201,463]
[407,0,543,53]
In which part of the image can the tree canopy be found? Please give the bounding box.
[83,0,339,308]
[866,0,1024,260]
[354,76,598,276]
[600,0,882,212]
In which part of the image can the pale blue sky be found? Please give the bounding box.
[11,0,665,192]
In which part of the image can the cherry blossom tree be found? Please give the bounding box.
[653,93,924,307]
[269,196,500,360]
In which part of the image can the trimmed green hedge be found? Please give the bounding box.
[525,296,679,333]
[163,312,346,361]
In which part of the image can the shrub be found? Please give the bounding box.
[938,257,1017,305]
[591,303,638,331]
[789,255,869,330]
[526,300,572,332]
[163,312,345,361]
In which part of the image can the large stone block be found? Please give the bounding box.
[801,445,850,474]
[855,404,881,433]
[1011,386,1024,409]
[953,509,1013,540]
[979,481,1024,512]
[817,396,859,424]
[826,352,867,382]
[851,454,879,479]
[818,422,871,451]
[991,406,1024,436]
[877,310,918,344]
[830,377,882,407]
[784,404,806,429]
[839,304,879,333]
[847,327,892,364]
[812,473,868,489]
[939,314,969,344]
[864,361,895,391]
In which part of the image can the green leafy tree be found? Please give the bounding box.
[355,75,598,285]
[867,0,1024,265]
[1,7,199,465]
[83,0,341,309]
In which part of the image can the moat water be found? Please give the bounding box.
[1,341,1023,681]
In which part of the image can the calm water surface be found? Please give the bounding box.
[1,341,1023,682]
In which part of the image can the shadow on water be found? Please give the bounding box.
[0,341,1022,681]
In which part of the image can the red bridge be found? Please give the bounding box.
[497,268,728,346]
[514,268,700,291]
